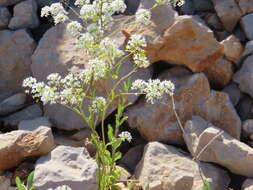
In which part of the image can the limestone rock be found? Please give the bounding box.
[221,35,244,62]
[0,7,11,29]
[241,13,253,40]
[233,55,253,97]
[211,0,243,32]
[31,23,151,130]
[135,142,230,190]
[33,146,98,190]
[242,179,253,190]
[9,0,39,29]
[0,93,26,116]
[0,29,36,96]
[18,117,52,131]
[184,116,253,177]
[123,2,223,72]
[0,126,55,170]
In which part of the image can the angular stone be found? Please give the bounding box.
[126,67,210,144]
[243,120,253,138]
[0,29,36,96]
[238,0,253,15]
[242,179,253,190]
[222,82,242,106]
[241,13,253,40]
[193,0,213,11]
[205,13,223,31]
[9,0,39,29]
[243,41,253,56]
[123,4,223,72]
[135,142,230,190]
[203,58,233,88]
[2,104,43,127]
[0,126,55,170]
[236,95,253,121]
[18,117,52,131]
[211,0,243,32]
[184,116,253,177]
[0,93,26,116]
[179,0,195,15]
[35,0,58,7]
[31,23,151,130]
[194,90,241,139]
[0,7,11,29]
[221,35,244,62]
[0,0,23,6]
[33,146,98,190]
[0,176,11,190]
[233,55,253,97]
[70,128,91,141]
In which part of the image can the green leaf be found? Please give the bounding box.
[107,124,114,142]
[114,152,122,161]
[15,177,26,190]
[27,171,34,190]
[202,179,212,190]
[111,138,122,150]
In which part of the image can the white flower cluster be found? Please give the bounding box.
[48,185,72,190]
[91,97,107,113]
[135,8,151,25]
[126,35,150,68]
[67,21,82,37]
[119,131,132,142]
[41,3,68,24]
[131,79,175,104]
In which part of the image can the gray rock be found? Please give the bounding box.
[236,95,253,121]
[18,117,52,131]
[211,0,243,32]
[243,41,253,56]
[205,13,223,31]
[70,128,91,141]
[193,0,213,11]
[2,104,43,127]
[0,93,26,116]
[238,0,253,15]
[0,176,12,190]
[0,0,23,6]
[124,0,140,15]
[35,0,58,7]
[222,82,242,106]
[135,142,230,190]
[34,146,98,190]
[0,126,55,170]
[0,7,11,29]
[184,116,253,177]
[233,55,253,97]
[9,0,39,29]
[243,120,253,138]
[0,29,36,96]
[179,0,195,15]
[241,13,253,40]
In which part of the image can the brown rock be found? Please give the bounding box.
[135,142,230,190]
[0,126,55,170]
[184,116,253,177]
[238,0,253,15]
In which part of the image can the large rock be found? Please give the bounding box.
[0,0,23,6]
[33,146,98,190]
[9,0,39,29]
[222,82,242,106]
[192,0,213,11]
[238,0,253,15]
[0,126,54,170]
[135,142,230,190]
[18,117,52,131]
[211,0,243,32]
[122,2,223,72]
[0,7,11,29]
[0,29,36,96]
[241,13,253,40]
[31,23,152,130]
[0,93,26,116]
[233,55,253,97]
[184,116,253,177]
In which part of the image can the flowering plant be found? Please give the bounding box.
[23,0,182,189]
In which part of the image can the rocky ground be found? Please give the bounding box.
[1,0,253,189]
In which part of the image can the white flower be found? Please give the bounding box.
[135,9,151,25]
[54,185,72,190]
[50,3,66,16]
[80,4,97,21]
[132,52,150,68]
[75,0,90,7]
[67,21,82,37]
[131,79,175,104]
[99,37,124,60]
[119,131,132,142]
[41,6,51,17]
[91,97,107,113]
[53,13,68,24]
[110,0,127,13]
[40,3,68,24]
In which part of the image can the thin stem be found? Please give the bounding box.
[171,95,185,134]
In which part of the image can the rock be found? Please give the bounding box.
[119,145,144,172]
[0,7,11,29]
[9,0,39,29]
[214,31,230,41]
[33,146,98,190]
[179,0,195,15]
[0,0,23,6]
[18,117,52,131]
[70,128,91,141]
[193,0,213,11]
[13,162,34,181]
[234,26,248,43]
[194,90,241,139]
[0,93,26,116]
[0,29,36,96]
[0,126,54,170]
[0,176,11,190]
[2,104,43,127]
[243,41,253,56]
[236,95,253,120]
[233,55,253,97]
[211,0,242,32]
[243,120,253,138]
[123,2,223,72]
[35,0,58,7]
[117,166,131,181]
[184,116,253,177]
[241,13,253,40]
[242,179,253,190]
[221,35,244,62]
[31,23,151,130]
[203,58,233,88]
[222,82,242,106]
[238,0,253,15]
[124,0,140,15]
[126,67,210,144]
[135,142,230,190]
[205,13,223,31]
